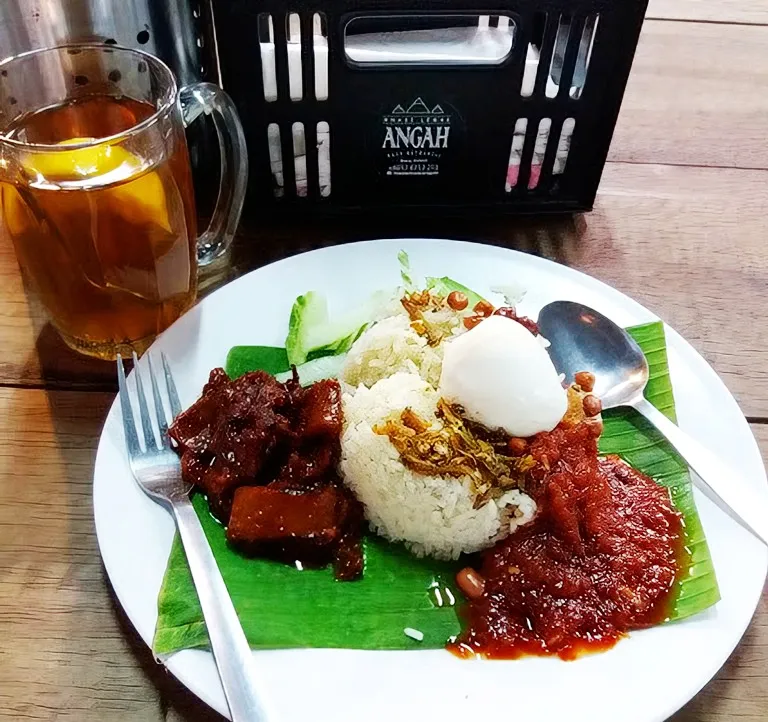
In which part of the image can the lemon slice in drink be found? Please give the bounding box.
[21,137,172,233]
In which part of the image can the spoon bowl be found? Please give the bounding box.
[537,301,649,409]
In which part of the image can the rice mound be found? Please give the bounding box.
[340,372,536,560]
[341,313,445,390]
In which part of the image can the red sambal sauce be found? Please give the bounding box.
[451,422,686,660]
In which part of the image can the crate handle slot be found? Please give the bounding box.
[343,14,516,67]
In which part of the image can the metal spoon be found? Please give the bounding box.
[537,300,768,546]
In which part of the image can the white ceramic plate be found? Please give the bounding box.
[93,239,768,722]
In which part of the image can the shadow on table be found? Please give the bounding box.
[28,323,117,390]
[231,213,591,273]
[17,268,115,391]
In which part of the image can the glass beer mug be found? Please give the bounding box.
[0,44,247,359]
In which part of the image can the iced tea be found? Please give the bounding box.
[0,94,198,358]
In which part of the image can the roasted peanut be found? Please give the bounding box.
[446,290,469,311]
[507,437,528,456]
[463,314,484,330]
[473,299,495,317]
[456,567,486,599]
[574,371,595,392]
[583,394,602,417]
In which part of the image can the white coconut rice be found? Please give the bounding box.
[339,302,537,560]
[341,305,459,390]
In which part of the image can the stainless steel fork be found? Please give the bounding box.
[117,352,269,722]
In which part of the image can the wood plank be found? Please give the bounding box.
[647,0,768,25]
[0,392,765,721]
[610,21,768,169]
[0,386,227,721]
[565,162,768,419]
[0,388,166,721]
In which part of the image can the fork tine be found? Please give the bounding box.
[116,354,141,457]
[147,355,170,448]
[132,351,157,451]
[161,352,182,420]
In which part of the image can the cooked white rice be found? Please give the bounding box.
[340,372,536,560]
[341,301,465,390]
[341,314,444,389]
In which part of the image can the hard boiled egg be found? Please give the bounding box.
[439,315,567,437]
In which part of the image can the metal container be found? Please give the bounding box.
[0,0,210,86]
[0,0,222,221]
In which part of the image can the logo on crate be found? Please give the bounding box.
[381,98,452,177]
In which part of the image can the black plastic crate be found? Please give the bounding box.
[210,1,648,216]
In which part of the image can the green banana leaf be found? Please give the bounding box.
[153,321,719,654]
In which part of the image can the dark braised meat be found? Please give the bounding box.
[227,483,363,579]
[299,378,343,439]
[332,486,366,581]
[228,484,345,548]
[166,368,230,453]
[168,368,364,580]
[169,370,293,519]
[275,444,337,491]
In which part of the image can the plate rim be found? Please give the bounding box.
[93,238,768,722]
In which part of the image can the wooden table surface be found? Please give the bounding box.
[1,4,767,721]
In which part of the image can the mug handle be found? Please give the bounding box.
[177,82,248,267]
